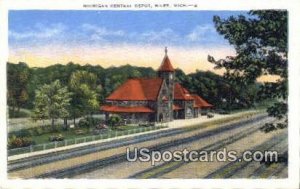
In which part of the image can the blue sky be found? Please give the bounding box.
[8,10,249,74]
[9,10,248,48]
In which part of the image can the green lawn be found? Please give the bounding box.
[7,109,264,156]
[8,109,265,146]
[11,124,165,146]
[8,114,105,132]
[32,127,92,144]
[8,107,32,118]
[7,124,167,156]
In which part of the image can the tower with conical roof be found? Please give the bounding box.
[158,47,175,121]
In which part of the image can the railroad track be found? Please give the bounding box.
[236,138,288,179]
[8,113,267,172]
[129,117,274,179]
[204,132,287,179]
[33,115,271,178]
[248,143,288,178]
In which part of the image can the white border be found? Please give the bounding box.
[1,0,299,188]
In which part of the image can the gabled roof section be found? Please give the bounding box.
[106,78,163,101]
[158,55,175,72]
[174,83,194,100]
[101,105,154,113]
[192,94,213,108]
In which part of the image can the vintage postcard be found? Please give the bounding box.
[0,0,299,189]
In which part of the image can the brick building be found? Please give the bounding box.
[101,48,212,123]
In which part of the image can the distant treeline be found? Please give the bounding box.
[7,62,265,115]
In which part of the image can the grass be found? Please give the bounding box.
[31,127,92,144]
[9,109,263,147]
[7,107,266,156]
[8,114,105,132]
[8,108,32,118]
[9,124,166,150]
[8,125,167,156]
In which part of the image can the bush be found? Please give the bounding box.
[8,135,35,149]
[9,108,31,118]
[78,119,90,128]
[33,127,44,135]
[108,115,122,127]
[10,129,32,138]
[78,117,102,128]
[90,117,102,125]
[41,125,53,133]
[49,134,64,142]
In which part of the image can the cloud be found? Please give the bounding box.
[9,21,228,50]
[134,28,180,44]
[186,24,216,42]
[80,24,180,45]
[81,23,125,41]
[9,23,66,40]
[78,24,182,46]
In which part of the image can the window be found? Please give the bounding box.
[187,107,192,114]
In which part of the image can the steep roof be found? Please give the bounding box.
[192,94,213,108]
[174,83,194,100]
[158,55,175,72]
[106,78,163,101]
[101,105,154,113]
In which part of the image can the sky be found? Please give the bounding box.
[8,10,276,81]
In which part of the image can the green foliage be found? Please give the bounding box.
[9,129,32,138]
[69,71,99,120]
[208,10,287,131]
[108,115,122,127]
[69,70,97,89]
[78,117,102,128]
[86,117,102,126]
[8,62,157,112]
[32,80,72,129]
[49,134,64,142]
[7,61,265,114]
[266,102,287,120]
[7,62,30,116]
[8,135,34,149]
[33,127,44,136]
[78,119,90,128]
[176,69,261,110]
[8,108,31,118]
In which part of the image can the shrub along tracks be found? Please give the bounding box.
[8,113,268,178]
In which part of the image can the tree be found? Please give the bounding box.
[7,62,30,116]
[208,10,287,131]
[108,115,122,127]
[69,71,99,125]
[32,80,72,130]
